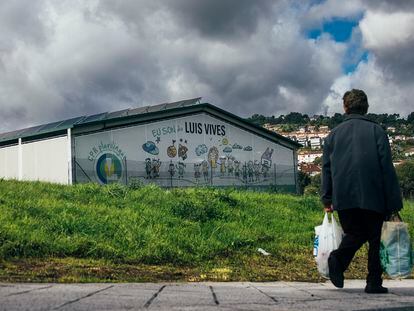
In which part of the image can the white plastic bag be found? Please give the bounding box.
[315,212,344,278]
[380,220,413,279]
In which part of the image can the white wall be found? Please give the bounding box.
[22,136,69,184]
[0,145,19,179]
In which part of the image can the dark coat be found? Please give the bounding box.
[321,114,403,215]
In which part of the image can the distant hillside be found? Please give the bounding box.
[247,112,414,134]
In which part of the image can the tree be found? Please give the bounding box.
[304,173,322,196]
[297,171,311,195]
[396,161,414,198]
[313,156,322,166]
[247,114,266,126]
[284,112,309,125]
[407,112,414,125]
[329,113,345,129]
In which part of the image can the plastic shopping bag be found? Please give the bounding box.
[380,216,413,279]
[314,212,344,278]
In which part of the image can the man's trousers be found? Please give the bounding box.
[329,208,385,285]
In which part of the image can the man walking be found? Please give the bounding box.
[321,89,403,294]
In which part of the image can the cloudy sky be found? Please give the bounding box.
[1,0,414,132]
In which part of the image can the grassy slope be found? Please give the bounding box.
[0,180,413,283]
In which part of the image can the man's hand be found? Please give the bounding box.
[324,204,333,213]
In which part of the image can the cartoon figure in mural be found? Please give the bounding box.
[227,157,234,176]
[242,162,248,183]
[145,158,152,179]
[219,156,227,176]
[261,147,274,169]
[223,146,232,156]
[151,159,162,178]
[234,160,241,179]
[168,160,176,178]
[202,160,209,182]
[167,140,177,158]
[247,161,254,182]
[253,160,261,182]
[260,147,274,180]
[261,164,270,179]
[176,161,186,179]
[195,144,208,157]
[208,146,219,169]
[178,139,188,161]
[194,163,201,182]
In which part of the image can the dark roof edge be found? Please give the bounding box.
[0,98,202,144]
[76,102,301,149]
[0,100,301,149]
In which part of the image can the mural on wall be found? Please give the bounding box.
[84,141,126,184]
[194,163,201,181]
[96,153,123,184]
[195,144,207,156]
[208,146,219,168]
[176,162,186,179]
[167,140,177,158]
[168,160,176,177]
[74,113,295,188]
[142,141,159,155]
[202,160,209,182]
[144,158,162,179]
[178,139,188,160]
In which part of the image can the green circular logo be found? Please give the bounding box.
[96,153,123,184]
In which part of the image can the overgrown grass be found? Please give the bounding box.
[0,179,413,282]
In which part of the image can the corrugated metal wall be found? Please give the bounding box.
[0,145,19,179]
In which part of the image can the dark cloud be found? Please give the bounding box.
[359,8,414,85]
[0,0,343,133]
[1,0,412,134]
[364,0,414,12]
[0,0,48,50]
[0,106,28,133]
[166,0,276,40]
[374,42,414,83]
[51,43,168,119]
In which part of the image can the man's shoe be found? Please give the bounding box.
[328,255,344,288]
[365,285,388,294]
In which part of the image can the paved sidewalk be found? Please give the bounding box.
[0,280,413,310]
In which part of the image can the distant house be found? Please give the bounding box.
[309,136,322,149]
[296,136,309,147]
[405,148,414,157]
[297,150,323,164]
[263,123,284,132]
[319,126,329,133]
[394,135,407,141]
[299,163,321,176]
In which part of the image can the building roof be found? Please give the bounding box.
[0,97,301,149]
[299,163,322,174]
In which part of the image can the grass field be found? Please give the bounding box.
[0,179,413,283]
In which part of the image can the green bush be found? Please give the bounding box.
[396,161,414,198]
[304,186,320,196]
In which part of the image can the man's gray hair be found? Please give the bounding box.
[343,89,369,115]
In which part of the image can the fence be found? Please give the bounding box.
[74,158,296,192]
